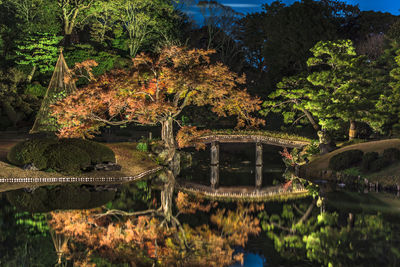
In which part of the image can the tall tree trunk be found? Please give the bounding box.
[161,117,175,149]
[303,108,320,131]
[160,117,179,222]
[349,120,357,140]
[64,34,72,47]
[27,65,36,83]
[161,169,175,222]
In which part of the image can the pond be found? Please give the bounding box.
[0,144,400,266]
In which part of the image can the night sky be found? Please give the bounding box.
[185,0,400,24]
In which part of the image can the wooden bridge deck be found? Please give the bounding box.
[177,181,309,202]
[198,132,310,148]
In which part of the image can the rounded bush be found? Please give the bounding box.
[7,138,57,169]
[329,149,364,171]
[60,138,115,164]
[361,152,379,171]
[383,148,400,163]
[7,138,115,173]
[370,157,390,172]
[46,144,91,174]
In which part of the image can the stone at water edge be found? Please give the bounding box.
[22,163,39,171]
[94,162,122,171]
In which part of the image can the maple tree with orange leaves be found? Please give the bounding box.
[52,46,264,146]
[48,192,262,267]
[51,46,264,221]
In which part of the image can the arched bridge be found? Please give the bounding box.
[190,131,310,190]
[197,132,310,148]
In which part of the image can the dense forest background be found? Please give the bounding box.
[1,0,400,141]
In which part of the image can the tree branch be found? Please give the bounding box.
[93,209,159,219]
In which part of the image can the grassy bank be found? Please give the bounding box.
[301,139,400,186]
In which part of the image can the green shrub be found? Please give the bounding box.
[370,157,391,172]
[8,138,115,173]
[46,144,91,174]
[342,167,362,177]
[7,138,57,169]
[383,148,400,163]
[361,152,379,171]
[305,140,320,156]
[136,142,148,152]
[24,83,46,97]
[329,149,364,171]
[60,138,115,164]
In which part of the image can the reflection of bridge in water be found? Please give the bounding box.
[177,181,309,202]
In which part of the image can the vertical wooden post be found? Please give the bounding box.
[210,141,219,189]
[255,142,263,188]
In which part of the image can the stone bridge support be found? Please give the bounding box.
[210,141,219,189]
[255,142,263,188]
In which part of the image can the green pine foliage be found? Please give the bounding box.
[64,44,125,80]
[306,40,381,135]
[264,39,387,139]
[15,33,63,77]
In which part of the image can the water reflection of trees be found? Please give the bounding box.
[0,195,56,266]
[48,192,263,266]
[259,198,400,266]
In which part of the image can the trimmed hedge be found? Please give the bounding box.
[383,148,400,163]
[7,138,116,174]
[60,138,115,164]
[329,149,364,171]
[46,144,91,174]
[7,138,57,169]
[370,157,390,172]
[361,152,379,171]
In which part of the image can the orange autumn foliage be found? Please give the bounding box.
[176,126,211,149]
[175,191,217,214]
[49,194,262,267]
[51,46,264,139]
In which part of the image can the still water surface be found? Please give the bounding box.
[1,144,399,266]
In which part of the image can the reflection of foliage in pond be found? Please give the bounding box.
[0,195,55,266]
[109,180,154,212]
[6,185,116,212]
[49,192,262,266]
[259,198,400,266]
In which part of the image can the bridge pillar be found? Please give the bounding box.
[255,142,263,188]
[210,141,219,189]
